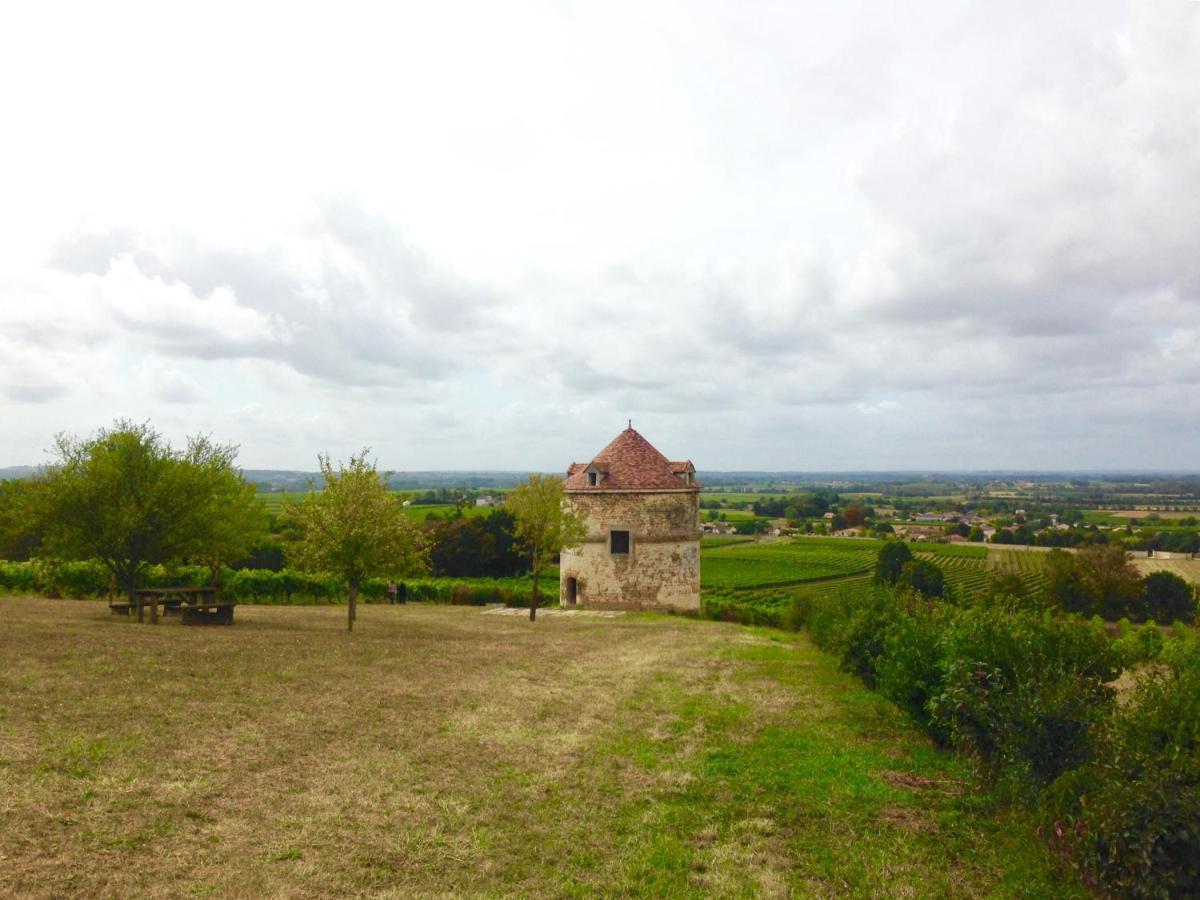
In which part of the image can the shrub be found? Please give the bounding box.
[929,608,1120,783]
[836,588,902,686]
[1050,634,1200,897]
[875,599,951,740]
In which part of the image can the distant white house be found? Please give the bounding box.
[475,495,498,508]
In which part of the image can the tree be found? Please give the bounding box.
[285,450,427,631]
[183,435,267,586]
[428,509,525,578]
[875,541,914,585]
[36,420,260,601]
[898,558,946,599]
[843,505,866,528]
[0,478,43,561]
[1139,571,1196,624]
[1078,544,1142,620]
[1043,549,1089,614]
[505,474,586,622]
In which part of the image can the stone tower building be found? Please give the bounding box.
[559,426,701,611]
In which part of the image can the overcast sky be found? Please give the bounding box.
[1,1,1198,472]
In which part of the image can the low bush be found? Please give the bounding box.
[1049,634,1200,897]
[929,608,1119,784]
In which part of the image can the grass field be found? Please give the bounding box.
[0,597,1073,897]
[1131,555,1200,585]
[257,492,492,522]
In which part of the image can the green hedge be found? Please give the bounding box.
[792,577,1198,896]
[0,559,540,608]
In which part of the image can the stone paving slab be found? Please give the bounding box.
[482,607,626,618]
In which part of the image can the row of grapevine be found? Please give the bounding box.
[0,559,555,607]
[701,539,878,590]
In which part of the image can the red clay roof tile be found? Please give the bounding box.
[565,427,701,491]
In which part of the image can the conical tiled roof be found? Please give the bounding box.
[565,427,700,491]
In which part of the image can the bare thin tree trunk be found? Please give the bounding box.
[529,561,539,622]
[348,582,357,632]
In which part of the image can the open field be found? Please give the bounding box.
[257,492,494,522]
[0,597,1073,897]
[1131,555,1200,585]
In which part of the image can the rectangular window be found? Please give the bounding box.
[588,471,598,486]
[610,529,630,555]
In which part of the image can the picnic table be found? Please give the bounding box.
[109,587,236,625]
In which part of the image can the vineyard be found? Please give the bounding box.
[988,548,1051,595]
[0,559,558,607]
[701,538,880,590]
[698,538,1065,624]
[700,538,882,625]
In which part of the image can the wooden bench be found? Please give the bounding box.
[180,600,235,625]
[110,587,236,625]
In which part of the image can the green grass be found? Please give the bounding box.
[699,536,756,549]
[256,492,493,522]
[701,508,760,522]
[0,598,1079,896]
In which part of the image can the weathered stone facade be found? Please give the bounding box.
[559,428,701,611]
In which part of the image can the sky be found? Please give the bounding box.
[1,0,1198,472]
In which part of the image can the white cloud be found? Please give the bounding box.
[0,0,1198,470]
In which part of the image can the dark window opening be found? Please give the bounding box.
[610,530,630,554]
[588,471,598,486]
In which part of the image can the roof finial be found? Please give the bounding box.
[628,418,632,430]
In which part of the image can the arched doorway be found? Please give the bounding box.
[565,577,578,606]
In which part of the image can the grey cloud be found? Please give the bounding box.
[5,382,68,403]
[45,200,497,388]
[47,228,139,276]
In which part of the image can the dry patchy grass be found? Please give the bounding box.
[0,597,1074,897]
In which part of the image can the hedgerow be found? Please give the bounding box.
[793,571,1198,897]
[0,559,542,608]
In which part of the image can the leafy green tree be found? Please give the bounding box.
[286,450,428,631]
[35,420,261,601]
[1043,549,1090,614]
[875,541,914,585]
[506,474,586,622]
[1078,544,1142,620]
[428,509,524,578]
[184,435,267,586]
[1139,571,1196,624]
[898,558,946,599]
[0,478,43,561]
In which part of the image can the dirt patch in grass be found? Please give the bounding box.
[879,805,939,833]
[882,771,966,794]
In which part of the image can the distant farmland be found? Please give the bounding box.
[699,538,1058,625]
[257,491,494,522]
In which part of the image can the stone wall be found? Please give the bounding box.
[559,490,700,611]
